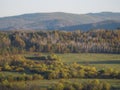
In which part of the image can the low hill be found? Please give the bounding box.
[0,12,120,31]
[60,20,120,31]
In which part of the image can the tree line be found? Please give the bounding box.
[0,30,120,54]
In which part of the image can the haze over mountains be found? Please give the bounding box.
[0,12,120,31]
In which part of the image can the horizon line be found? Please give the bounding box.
[0,11,120,18]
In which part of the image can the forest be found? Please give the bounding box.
[0,30,120,54]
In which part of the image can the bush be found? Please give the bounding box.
[102,82,111,90]
[49,82,64,90]
[83,79,111,90]
[48,80,111,90]
[3,63,12,71]
[16,76,25,81]
[47,54,59,61]
[39,56,48,60]
[32,74,43,80]
[25,75,33,81]
[72,83,83,90]
[0,79,13,89]
[15,67,24,72]
[7,75,14,82]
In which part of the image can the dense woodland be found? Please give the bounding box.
[0,30,120,54]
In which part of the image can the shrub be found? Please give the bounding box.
[32,74,43,80]
[102,82,111,90]
[3,63,12,71]
[25,75,33,81]
[7,75,14,82]
[16,76,25,81]
[47,54,59,61]
[39,56,48,60]
[15,67,24,72]
[49,80,111,90]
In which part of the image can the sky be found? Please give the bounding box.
[0,0,120,17]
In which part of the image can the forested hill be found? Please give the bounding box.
[60,20,120,31]
[0,12,120,31]
[0,30,120,54]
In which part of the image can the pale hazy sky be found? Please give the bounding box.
[0,0,120,17]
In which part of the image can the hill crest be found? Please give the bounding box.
[0,12,120,31]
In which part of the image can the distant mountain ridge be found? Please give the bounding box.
[0,12,120,31]
[60,20,120,31]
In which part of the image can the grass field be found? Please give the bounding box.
[27,53,120,71]
[56,53,120,71]
[2,53,120,90]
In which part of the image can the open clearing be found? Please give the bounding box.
[56,53,120,71]
[26,53,120,71]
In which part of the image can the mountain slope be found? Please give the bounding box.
[60,20,120,31]
[0,12,120,31]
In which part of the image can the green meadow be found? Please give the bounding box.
[58,53,120,71]
[22,53,120,90]
[1,53,120,90]
[27,53,120,71]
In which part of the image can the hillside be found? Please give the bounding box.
[0,12,120,31]
[60,20,120,31]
